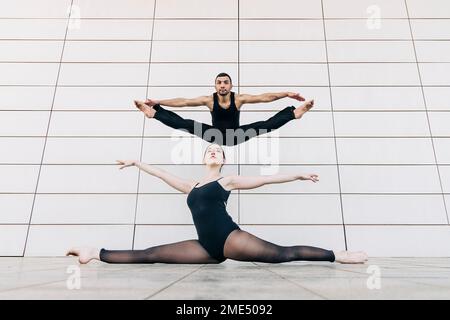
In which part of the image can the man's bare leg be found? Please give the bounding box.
[293,99,314,119]
[134,100,156,118]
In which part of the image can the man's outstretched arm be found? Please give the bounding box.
[237,92,305,105]
[145,96,210,108]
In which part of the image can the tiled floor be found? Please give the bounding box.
[0,257,449,299]
[1,0,450,258]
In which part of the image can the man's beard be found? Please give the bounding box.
[218,90,229,96]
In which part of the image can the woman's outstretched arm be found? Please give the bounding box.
[116,160,196,193]
[227,173,319,190]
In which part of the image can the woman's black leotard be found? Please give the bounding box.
[186,177,240,262]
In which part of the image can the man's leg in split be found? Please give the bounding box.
[231,100,314,145]
[135,101,226,145]
[223,230,368,264]
[66,240,221,264]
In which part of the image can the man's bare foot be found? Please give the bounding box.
[66,247,101,264]
[334,250,368,264]
[134,100,156,118]
[293,99,314,119]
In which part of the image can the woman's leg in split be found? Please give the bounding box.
[67,240,221,264]
[223,230,368,264]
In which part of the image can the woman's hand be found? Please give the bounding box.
[299,174,319,183]
[116,160,138,170]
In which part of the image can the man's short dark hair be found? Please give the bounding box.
[215,73,232,84]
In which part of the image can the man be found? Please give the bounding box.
[134,72,314,146]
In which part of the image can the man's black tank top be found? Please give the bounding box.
[211,92,240,130]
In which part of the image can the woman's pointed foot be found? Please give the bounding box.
[66,247,100,264]
[134,100,156,118]
[334,250,368,264]
[294,99,314,119]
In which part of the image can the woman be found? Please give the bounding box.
[67,144,368,265]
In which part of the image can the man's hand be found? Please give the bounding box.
[144,99,159,107]
[287,92,305,102]
[116,160,138,169]
[299,174,319,183]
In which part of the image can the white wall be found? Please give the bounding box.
[0,0,449,257]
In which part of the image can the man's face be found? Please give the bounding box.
[215,76,232,96]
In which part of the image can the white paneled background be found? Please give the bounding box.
[0,0,449,257]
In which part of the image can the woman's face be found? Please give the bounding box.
[203,144,225,167]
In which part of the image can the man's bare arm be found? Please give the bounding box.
[237,92,305,105]
[145,96,211,108]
